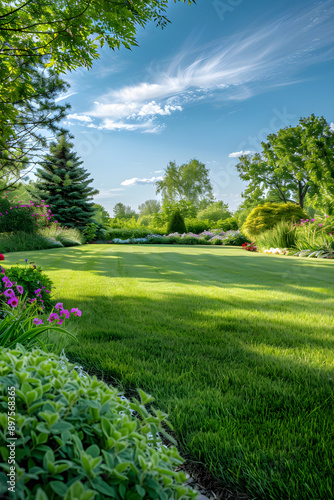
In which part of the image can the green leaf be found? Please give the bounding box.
[50,480,68,496]
[135,484,146,497]
[35,488,49,500]
[138,389,154,406]
[86,444,100,458]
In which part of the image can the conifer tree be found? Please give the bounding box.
[167,209,187,234]
[32,135,98,229]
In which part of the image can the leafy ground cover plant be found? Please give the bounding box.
[0,344,197,500]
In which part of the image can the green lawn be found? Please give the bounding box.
[4,245,334,500]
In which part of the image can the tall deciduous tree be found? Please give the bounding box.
[113,203,137,219]
[236,115,334,209]
[138,199,161,216]
[31,135,98,229]
[156,159,214,207]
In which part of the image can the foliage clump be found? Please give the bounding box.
[167,210,187,234]
[0,344,197,500]
[242,202,306,240]
[197,201,232,222]
[0,198,36,234]
[2,262,54,313]
[256,221,298,251]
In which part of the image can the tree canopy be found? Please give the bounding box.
[138,199,161,216]
[0,0,194,73]
[113,203,137,219]
[156,159,214,207]
[236,115,334,209]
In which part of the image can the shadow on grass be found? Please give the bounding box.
[9,245,334,301]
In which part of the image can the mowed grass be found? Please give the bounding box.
[4,245,334,500]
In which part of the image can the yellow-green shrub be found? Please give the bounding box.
[242,202,307,240]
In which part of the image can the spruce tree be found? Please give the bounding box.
[32,135,98,229]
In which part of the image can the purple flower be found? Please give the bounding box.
[33,318,44,326]
[25,259,28,262]
[8,297,19,308]
[319,223,322,227]
[55,302,63,311]
[60,309,70,319]
[56,318,64,326]
[16,285,23,294]
[35,288,42,294]
[48,313,59,323]
[4,289,15,298]
[325,215,329,218]
[71,308,82,317]
[311,218,315,222]
[3,277,12,287]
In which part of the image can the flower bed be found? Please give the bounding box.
[92,230,247,247]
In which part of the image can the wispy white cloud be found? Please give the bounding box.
[330,122,334,131]
[68,113,92,123]
[229,150,254,158]
[55,91,78,102]
[121,176,163,186]
[109,1,334,106]
[73,1,334,133]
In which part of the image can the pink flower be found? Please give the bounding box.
[319,223,322,227]
[71,308,82,317]
[35,288,42,294]
[33,318,44,326]
[55,302,63,310]
[16,285,23,294]
[56,318,64,326]
[8,297,19,308]
[48,313,59,323]
[4,289,15,298]
[0,254,4,261]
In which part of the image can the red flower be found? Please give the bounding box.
[0,254,4,261]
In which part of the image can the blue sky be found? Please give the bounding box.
[57,0,334,215]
